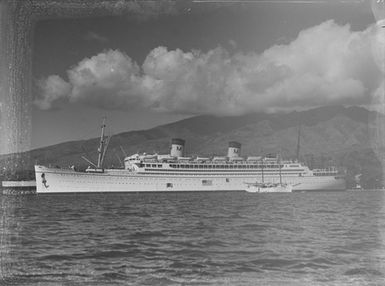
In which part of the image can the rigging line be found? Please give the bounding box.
[120,146,127,157]
[108,125,129,158]
[81,156,97,168]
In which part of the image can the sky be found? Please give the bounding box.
[31,0,381,149]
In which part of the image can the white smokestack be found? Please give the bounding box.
[227,141,241,158]
[170,138,185,157]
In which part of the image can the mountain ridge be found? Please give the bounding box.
[22,105,378,154]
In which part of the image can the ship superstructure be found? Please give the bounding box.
[35,135,346,193]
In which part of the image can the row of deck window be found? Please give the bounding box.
[141,171,303,176]
[141,164,287,169]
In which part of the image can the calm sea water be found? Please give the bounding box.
[1,191,385,285]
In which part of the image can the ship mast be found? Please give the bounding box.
[97,117,106,169]
[261,159,264,183]
[278,154,282,185]
[296,122,301,161]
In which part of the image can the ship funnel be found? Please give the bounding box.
[170,138,185,157]
[227,141,241,158]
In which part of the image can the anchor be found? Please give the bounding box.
[41,173,49,188]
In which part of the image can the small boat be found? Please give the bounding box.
[244,153,293,193]
[244,182,292,193]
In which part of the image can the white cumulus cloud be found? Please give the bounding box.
[34,20,382,115]
[34,75,72,110]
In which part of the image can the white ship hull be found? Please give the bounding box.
[35,165,346,194]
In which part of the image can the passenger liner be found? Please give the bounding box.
[34,122,346,193]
